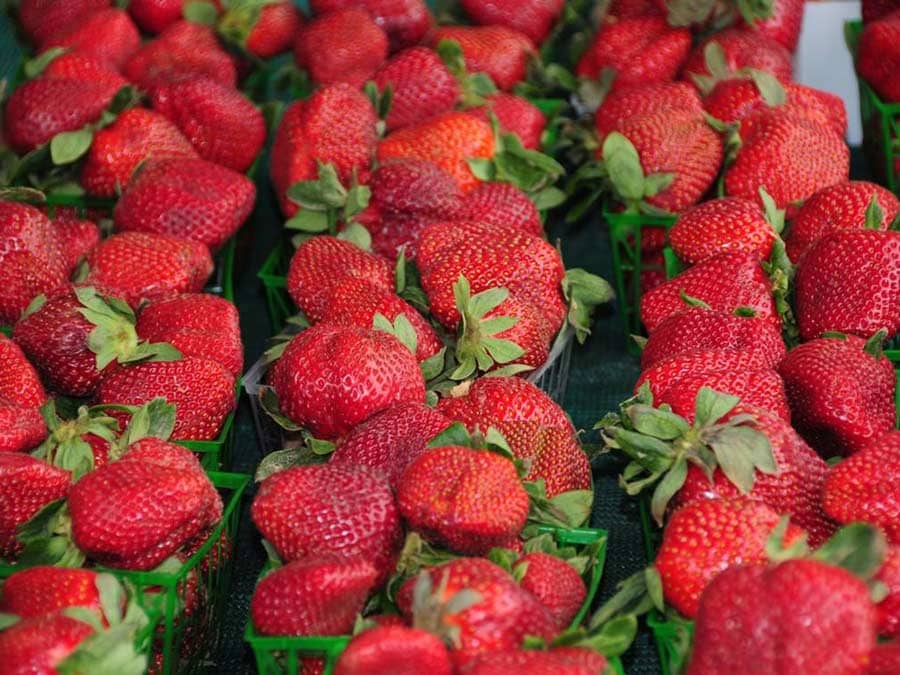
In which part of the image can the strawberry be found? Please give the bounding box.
[271,323,425,440]
[0,337,46,454]
[794,230,900,340]
[656,369,791,422]
[293,8,388,88]
[286,236,393,323]
[45,8,141,69]
[640,306,786,370]
[576,17,691,90]
[0,614,96,672]
[669,196,779,264]
[876,546,900,637]
[655,496,807,618]
[467,93,545,151]
[81,108,199,198]
[124,21,237,93]
[868,642,900,675]
[636,348,781,398]
[251,555,378,636]
[128,0,195,34]
[458,181,543,236]
[608,0,658,17]
[310,0,431,51]
[0,203,68,326]
[460,0,563,44]
[39,50,127,86]
[594,81,703,142]
[461,648,607,674]
[377,112,495,193]
[397,444,529,554]
[640,252,777,332]
[863,0,900,22]
[857,11,900,103]
[83,232,214,308]
[335,625,453,675]
[513,552,587,628]
[786,181,900,262]
[724,110,850,213]
[18,0,109,48]
[740,0,805,52]
[687,558,877,675]
[270,84,377,217]
[431,25,534,91]
[779,334,896,457]
[373,47,460,132]
[0,454,69,560]
[219,0,302,59]
[0,567,105,619]
[330,403,451,487]
[113,158,256,250]
[682,29,794,87]
[823,431,900,543]
[49,215,100,273]
[252,464,402,582]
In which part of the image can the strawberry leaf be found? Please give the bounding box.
[50,129,94,166]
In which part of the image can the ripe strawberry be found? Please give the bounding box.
[219,0,302,59]
[0,361,45,451]
[335,625,453,675]
[0,567,105,619]
[84,232,214,308]
[270,84,377,217]
[786,181,900,262]
[0,454,69,559]
[513,552,586,628]
[18,0,109,47]
[461,648,607,674]
[458,181,543,235]
[467,93,545,150]
[608,0,658,18]
[655,496,807,617]
[876,546,900,637]
[50,215,100,272]
[683,29,794,86]
[594,81,703,141]
[724,110,850,213]
[657,369,791,422]
[0,613,96,672]
[431,25,534,91]
[868,642,900,675]
[640,306,786,370]
[377,112,495,193]
[823,431,900,543]
[863,0,900,22]
[293,8,388,88]
[310,0,431,51]
[374,47,460,132]
[670,196,779,264]
[251,555,378,636]
[740,0,804,51]
[271,323,425,439]
[124,21,237,93]
[136,293,242,377]
[636,348,781,399]
[252,464,402,582]
[779,335,895,456]
[641,252,777,332]
[113,158,256,250]
[81,108,198,198]
[397,445,529,554]
[38,50,127,86]
[128,0,197,34]
[330,403,451,487]
[576,17,691,90]
[460,0,563,44]
[687,558,877,675]
[857,11,900,103]
[794,230,900,340]
[45,8,141,68]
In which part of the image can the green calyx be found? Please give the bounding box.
[16,499,85,568]
[598,132,674,216]
[664,0,719,26]
[410,567,483,648]
[214,0,284,44]
[864,193,885,230]
[437,39,498,108]
[386,531,461,603]
[49,86,139,166]
[762,237,799,347]
[284,162,371,238]
[596,384,778,526]
[759,186,786,234]
[863,328,889,359]
[562,268,615,344]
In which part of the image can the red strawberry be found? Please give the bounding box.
[594,81,703,141]
[397,444,529,554]
[84,232,214,309]
[128,0,196,34]
[640,252,777,332]
[0,614,96,672]
[251,555,378,636]
[431,25,534,91]
[18,0,109,47]
[330,403,451,487]
[219,0,302,59]
[640,306,786,370]
[39,51,127,86]
[656,368,791,422]
[113,158,256,250]
[335,625,453,675]
[0,567,105,619]
[310,0,431,51]
[81,108,198,198]
[461,648,607,674]
[467,93,545,150]
[286,236,393,323]
[0,335,47,454]
[636,348,781,399]
[460,0,563,44]
[136,293,243,378]
[45,8,140,68]
[608,0,659,18]
[0,454,69,560]
[794,230,900,340]
[576,17,691,90]
[513,552,587,628]
[655,496,807,618]
[293,8,388,88]
[786,181,900,262]
[682,29,793,87]
[876,546,900,637]
[858,11,900,103]
[740,0,804,51]
[252,464,402,582]
[270,84,377,217]
[863,0,900,22]
[687,558,877,675]
[779,335,896,457]
[374,47,460,132]
[868,642,900,675]
[271,323,425,439]
[50,215,101,272]
[823,431,900,543]
[457,181,543,236]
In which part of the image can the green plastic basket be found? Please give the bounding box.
[846,20,900,195]
[244,525,620,675]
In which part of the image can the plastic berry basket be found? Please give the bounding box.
[244,524,621,675]
[846,20,900,195]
